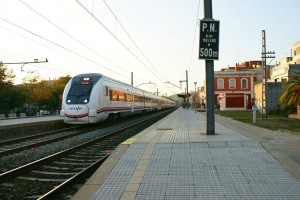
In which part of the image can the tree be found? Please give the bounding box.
[6,86,27,112]
[32,80,53,109]
[48,75,71,112]
[21,74,41,114]
[278,71,300,109]
[0,61,16,113]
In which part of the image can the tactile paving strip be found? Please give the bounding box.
[135,143,300,199]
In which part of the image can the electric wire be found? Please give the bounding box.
[75,0,164,83]
[0,17,127,78]
[0,53,67,81]
[0,47,65,74]
[2,1,180,95]
[17,0,132,78]
[188,0,201,72]
[0,24,108,80]
[102,0,167,82]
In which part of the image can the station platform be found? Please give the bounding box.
[0,115,61,127]
[73,108,300,200]
[0,115,65,140]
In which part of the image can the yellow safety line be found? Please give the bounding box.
[122,138,138,144]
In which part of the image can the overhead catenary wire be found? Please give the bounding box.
[75,0,165,84]
[188,0,201,72]
[0,28,72,79]
[17,0,132,77]
[2,1,187,95]
[0,3,154,87]
[0,17,127,78]
[102,0,168,83]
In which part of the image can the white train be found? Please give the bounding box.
[60,73,176,124]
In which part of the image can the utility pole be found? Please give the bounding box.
[194,82,197,112]
[261,30,275,119]
[186,70,189,107]
[180,70,189,108]
[131,72,133,86]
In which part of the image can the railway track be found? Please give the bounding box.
[0,126,84,157]
[0,108,175,199]
[0,114,142,173]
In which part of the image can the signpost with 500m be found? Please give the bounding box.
[199,20,220,60]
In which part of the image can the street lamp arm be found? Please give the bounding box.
[3,58,49,72]
[164,81,182,89]
[136,82,156,88]
[3,58,48,65]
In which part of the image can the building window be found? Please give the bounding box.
[241,78,248,89]
[217,79,224,89]
[229,78,236,89]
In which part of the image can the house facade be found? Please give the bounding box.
[270,41,300,82]
[214,66,255,110]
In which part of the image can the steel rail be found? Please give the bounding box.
[37,154,110,200]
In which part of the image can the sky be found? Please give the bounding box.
[0,0,299,97]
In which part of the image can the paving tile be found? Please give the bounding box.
[91,109,300,200]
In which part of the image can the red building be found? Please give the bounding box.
[214,62,259,110]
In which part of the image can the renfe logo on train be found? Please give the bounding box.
[68,106,83,111]
[199,20,220,60]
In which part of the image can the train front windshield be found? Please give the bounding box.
[69,84,93,96]
[66,82,94,104]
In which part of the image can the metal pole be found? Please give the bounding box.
[194,82,197,112]
[203,0,215,135]
[186,70,189,109]
[261,30,267,119]
[131,72,133,86]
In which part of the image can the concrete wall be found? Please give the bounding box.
[254,82,285,112]
[253,83,263,110]
[0,120,71,141]
[266,82,285,111]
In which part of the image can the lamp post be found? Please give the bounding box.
[180,70,189,109]
[194,82,197,112]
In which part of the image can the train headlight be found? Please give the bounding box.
[67,100,71,103]
[84,99,88,103]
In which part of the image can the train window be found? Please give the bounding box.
[119,92,125,101]
[134,95,139,102]
[112,90,118,101]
